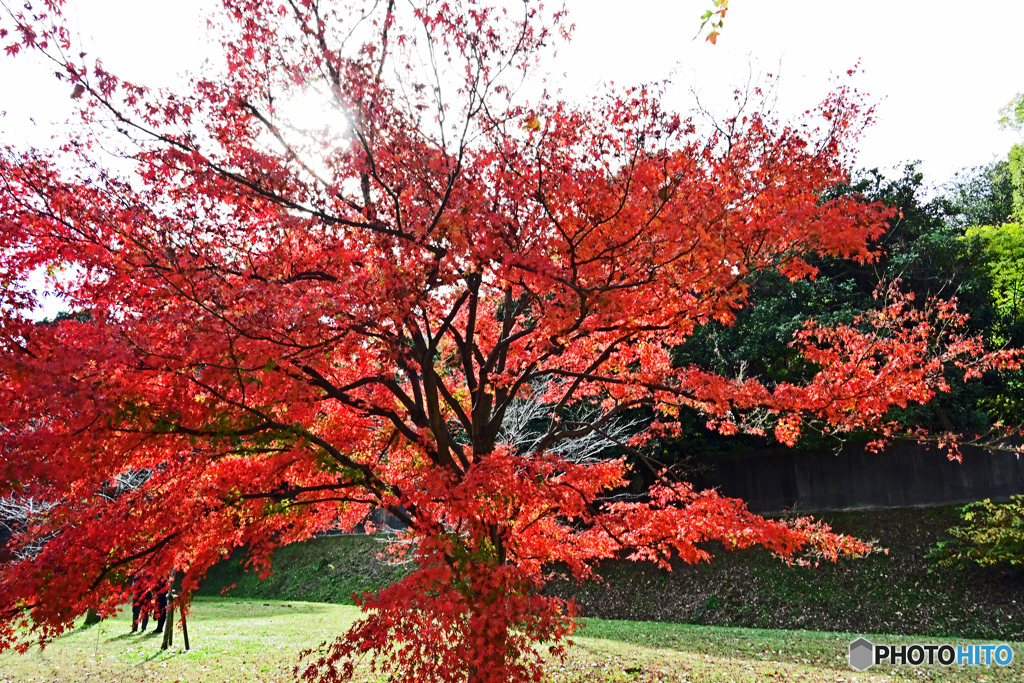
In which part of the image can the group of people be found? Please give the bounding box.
[130,575,170,634]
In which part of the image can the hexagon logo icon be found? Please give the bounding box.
[849,638,875,671]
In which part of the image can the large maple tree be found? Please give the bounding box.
[1,1,1020,682]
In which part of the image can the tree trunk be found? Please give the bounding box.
[161,596,175,650]
[83,608,101,626]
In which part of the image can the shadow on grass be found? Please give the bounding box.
[105,632,140,642]
[70,621,102,634]
[131,648,180,668]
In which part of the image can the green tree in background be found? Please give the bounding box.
[965,223,1024,329]
[943,161,1015,230]
[928,97,1024,568]
[999,92,1024,223]
[930,496,1024,569]
[671,165,999,453]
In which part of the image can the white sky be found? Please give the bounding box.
[554,0,1024,184]
[2,0,1023,183]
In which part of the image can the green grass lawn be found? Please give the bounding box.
[1,598,1019,682]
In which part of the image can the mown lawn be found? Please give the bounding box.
[1,598,1019,682]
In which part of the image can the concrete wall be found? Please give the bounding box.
[698,441,1024,514]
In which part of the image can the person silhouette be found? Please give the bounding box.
[130,576,154,633]
[152,578,170,634]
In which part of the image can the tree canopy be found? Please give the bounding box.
[1,2,1021,682]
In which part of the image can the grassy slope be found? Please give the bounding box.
[195,534,407,604]
[2,598,1019,682]
[547,506,1024,640]
[197,507,1024,642]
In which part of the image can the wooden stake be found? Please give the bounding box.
[181,605,190,651]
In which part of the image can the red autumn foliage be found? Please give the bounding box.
[0,2,1020,682]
